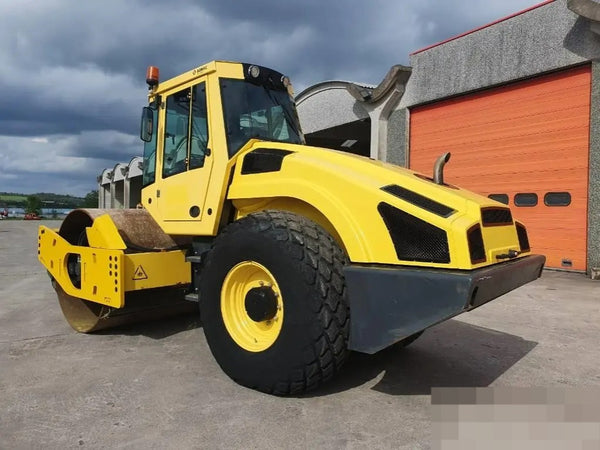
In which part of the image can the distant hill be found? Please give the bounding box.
[0,192,85,209]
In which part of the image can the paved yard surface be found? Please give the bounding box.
[1,220,599,449]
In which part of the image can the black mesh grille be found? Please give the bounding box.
[468,224,486,264]
[481,207,513,226]
[516,223,530,252]
[382,184,455,218]
[378,202,450,263]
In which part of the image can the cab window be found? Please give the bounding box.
[190,84,209,169]
[142,104,158,186]
[162,83,209,178]
[220,78,302,157]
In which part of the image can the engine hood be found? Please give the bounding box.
[227,141,525,269]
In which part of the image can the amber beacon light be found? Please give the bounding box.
[146,66,159,88]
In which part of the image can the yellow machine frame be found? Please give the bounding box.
[38,61,532,304]
[35,60,545,395]
[38,215,190,307]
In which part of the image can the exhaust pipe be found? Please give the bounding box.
[433,152,451,185]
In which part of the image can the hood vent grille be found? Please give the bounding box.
[381,185,455,218]
[378,202,450,264]
[481,207,513,227]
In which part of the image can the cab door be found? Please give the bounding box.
[157,81,213,222]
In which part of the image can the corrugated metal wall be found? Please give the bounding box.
[409,65,591,270]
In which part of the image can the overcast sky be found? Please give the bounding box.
[0,0,541,197]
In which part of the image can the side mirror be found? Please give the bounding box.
[140,107,154,142]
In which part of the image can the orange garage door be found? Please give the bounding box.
[410,65,590,271]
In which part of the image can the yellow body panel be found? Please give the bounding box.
[124,251,191,292]
[227,141,525,270]
[38,225,190,308]
[149,60,242,97]
[85,214,127,249]
[39,225,125,308]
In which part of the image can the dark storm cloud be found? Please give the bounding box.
[0,133,135,196]
[0,0,540,196]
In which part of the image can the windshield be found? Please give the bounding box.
[142,103,158,186]
[220,78,303,157]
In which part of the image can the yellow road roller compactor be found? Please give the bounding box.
[38,61,546,395]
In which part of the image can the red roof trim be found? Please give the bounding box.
[410,0,556,55]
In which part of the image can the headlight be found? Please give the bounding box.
[248,65,260,78]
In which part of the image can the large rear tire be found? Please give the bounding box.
[199,210,350,395]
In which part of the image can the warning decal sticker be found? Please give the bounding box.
[133,265,148,280]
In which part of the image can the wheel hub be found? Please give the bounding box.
[245,286,278,322]
[220,261,284,352]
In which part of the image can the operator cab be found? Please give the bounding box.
[138,61,305,235]
[140,63,303,184]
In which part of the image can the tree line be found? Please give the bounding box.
[1,191,98,215]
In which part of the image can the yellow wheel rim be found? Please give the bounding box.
[221,261,284,352]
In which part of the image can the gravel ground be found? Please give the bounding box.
[1,220,599,449]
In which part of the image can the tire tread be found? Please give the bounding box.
[204,210,350,395]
